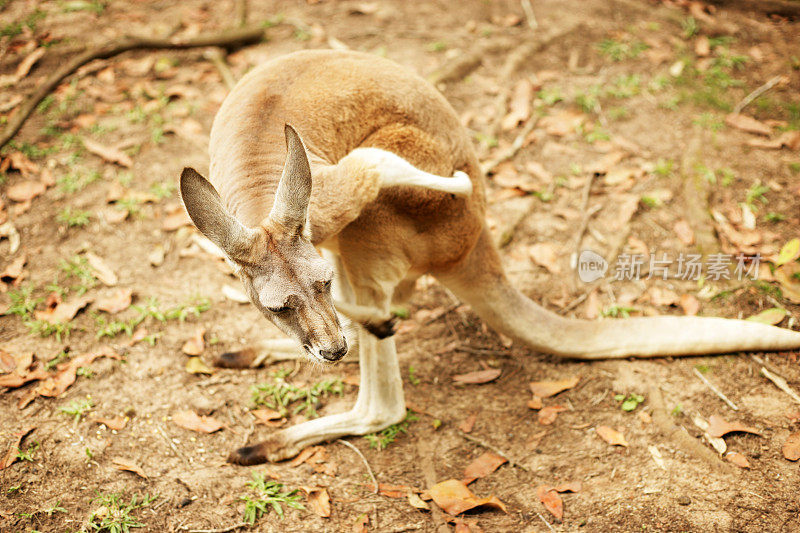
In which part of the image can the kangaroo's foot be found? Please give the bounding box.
[228,329,404,463]
[214,339,306,368]
[228,403,405,464]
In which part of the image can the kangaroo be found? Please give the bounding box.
[180,49,800,465]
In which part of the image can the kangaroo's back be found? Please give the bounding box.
[208,50,485,234]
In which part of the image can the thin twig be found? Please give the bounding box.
[157,423,182,458]
[536,512,556,533]
[203,49,236,90]
[457,431,530,472]
[560,291,589,314]
[337,439,378,494]
[0,25,266,150]
[179,523,250,533]
[520,0,538,29]
[647,383,732,473]
[733,75,784,115]
[482,117,539,175]
[693,368,739,411]
[569,177,602,270]
[759,366,800,405]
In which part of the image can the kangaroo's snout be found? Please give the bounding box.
[318,338,348,362]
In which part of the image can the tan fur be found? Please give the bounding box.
[184,49,800,464]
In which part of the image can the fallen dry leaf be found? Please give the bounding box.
[301,487,331,518]
[527,396,543,410]
[370,483,413,498]
[172,410,223,433]
[34,295,93,324]
[0,349,16,373]
[725,452,750,469]
[0,367,50,389]
[0,426,35,470]
[83,138,133,167]
[85,252,118,286]
[745,130,800,150]
[679,294,700,316]
[501,78,533,131]
[1,254,26,281]
[185,357,213,375]
[707,415,761,438]
[458,413,478,433]
[596,425,628,447]
[251,408,284,426]
[35,347,121,399]
[6,151,39,177]
[774,264,800,304]
[102,206,129,224]
[782,432,800,461]
[539,109,585,136]
[428,479,507,516]
[775,238,800,267]
[538,405,567,425]
[14,47,46,81]
[112,457,148,478]
[725,113,772,136]
[462,452,508,484]
[529,376,579,398]
[647,287,679,307]
[584,289,601,320]
[408,492,430,510]
[96,288,133,314]
[7,180,46,203]
[290,446,326,468]
[673,220,695,246]
[182,327,206,356]
[353,514,369,533]
[454,519,484,533]
[0,221,21,254]
[453,368,502,384]
[554,481,582,493]
[529,242,562,274]
[163,210,192,231]
[607,194,640,231]
[587,150,626,174]
[94,417,127,431]
[746,308,786,325]
[694,35,710,57]
[536,485,563,521]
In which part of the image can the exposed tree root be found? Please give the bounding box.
[0,26,266,150]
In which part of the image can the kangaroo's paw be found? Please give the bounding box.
[228,433,294,465]
[363,314,398,339]
[228,406,405,465]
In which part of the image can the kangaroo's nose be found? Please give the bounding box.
[319,340,348,361]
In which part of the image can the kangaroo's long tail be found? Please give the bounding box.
[439,229,800,359]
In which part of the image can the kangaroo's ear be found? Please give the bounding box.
[180,167,257,260]
[268,124,312,234]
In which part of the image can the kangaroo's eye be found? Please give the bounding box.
[314,279,333,293]
[268,306,291,314]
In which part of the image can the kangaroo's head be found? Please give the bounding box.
[180,125,347,363]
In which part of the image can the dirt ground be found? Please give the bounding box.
[2,0,800,531]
